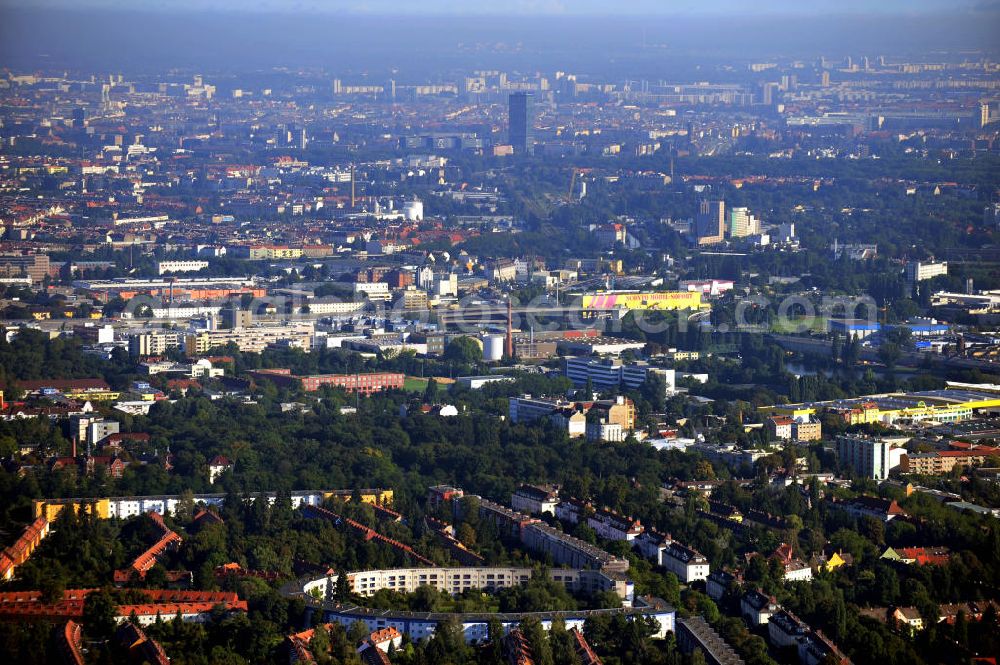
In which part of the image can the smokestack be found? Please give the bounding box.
[72,437,77,458]
[506,300,514,359]
[351,165,356,208]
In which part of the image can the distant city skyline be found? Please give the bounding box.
[1,0,995,15]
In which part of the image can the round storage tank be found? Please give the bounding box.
[482,334,505,362]
[402,200,424,221]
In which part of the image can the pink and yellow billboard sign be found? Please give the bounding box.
[581,291,704,311]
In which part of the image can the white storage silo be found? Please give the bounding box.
[402,199,424,221]
[482,334,505,362]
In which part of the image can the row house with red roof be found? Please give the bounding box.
[113,512,183,583]
[0,517,49,581]
[0,588,247,625]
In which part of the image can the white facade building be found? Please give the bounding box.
[837,435,896,480]
[353,282,391,301]
[661,542,710,583]
[905,261,948,284]
[156,260,210,275]
[511,485,560,516]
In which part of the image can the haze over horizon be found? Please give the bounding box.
[2,0,999,15]
[1,2,998,75]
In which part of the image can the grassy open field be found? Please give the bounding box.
[771,316,829,334]
[403,376,430,392]
[403,376,456,392]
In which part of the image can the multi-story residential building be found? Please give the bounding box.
[676,616,743,665]
[87,419,120,446]
[33,489,392,521]
[587,507,643,542]
[0,517,50,581]
[905,260,948,284]
[557,498,642,541]
[901,446,1000,475]
[798,631,852,665]
[781,560,814,582]
[353,282,391,301]
[433,273,458,297]
[397,287,429,310]
[305,299,365,316]
[427,485,463,510]
[766,416,794,440]
[302,585,673,645]
[588,396,636,432]
[485,259,517,283]
[0,589,247,626]
[741,589,779,626]
[586,421,626,443]
[837,434,897,480]
[511,485,560,516]
[549,405,588,438]
[470,495,627,575]
[555,497,588,525]
[521,522,630,574]
[593,223,627,248]
[768,610,809,649]
[239,245,303,260]
[473,498,540,539]
[695,200,725,245]
[128,331,186,357]
[184,323,315,354]
[792,420,822,441]
[208,456,233,483]
[706,570,737,602]
[727,207,761,238]
[661,542,710,583]
[220,307,253,329]
[635,530,672,564]
[338,566,630,603]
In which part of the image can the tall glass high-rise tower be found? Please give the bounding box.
[508,92,534,155]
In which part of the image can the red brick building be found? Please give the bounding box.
[250,369,405,395]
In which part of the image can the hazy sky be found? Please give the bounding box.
[2,0,994,14]
[2,0,996,73]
